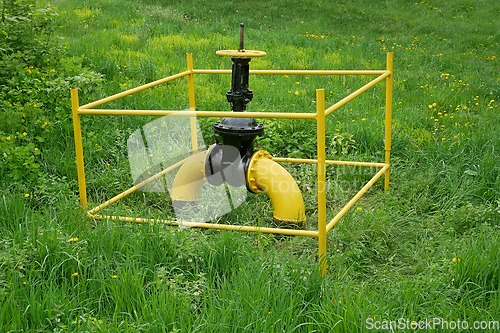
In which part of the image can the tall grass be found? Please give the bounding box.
[1,0,499,331]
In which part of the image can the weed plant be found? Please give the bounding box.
[1,0,500,331]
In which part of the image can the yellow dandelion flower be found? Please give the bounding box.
[6,136,10,140]
[69,237,79,242]
[357,207,362,211]
[72,272,79,277]
[24,194,30,198]
[112,275,117,279]
[452,258,457,262]
[23,132,27,136]
[361,118,366,121]
[294,91,299,95]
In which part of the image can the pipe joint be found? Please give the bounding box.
[246,150,306,228]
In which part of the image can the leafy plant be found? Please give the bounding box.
[330,133,357,156]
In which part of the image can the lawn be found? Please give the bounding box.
[1,0,499,331]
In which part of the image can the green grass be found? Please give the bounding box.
[1,0,500,331]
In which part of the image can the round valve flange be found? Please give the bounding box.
[216,50,267,58]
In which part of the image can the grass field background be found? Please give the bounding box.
[1,0,499,331]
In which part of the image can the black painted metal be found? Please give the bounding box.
[206,24,265,189]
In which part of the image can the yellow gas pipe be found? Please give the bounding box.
[170,149,306,226]
[170,150,209,204]
[247,150,306,227]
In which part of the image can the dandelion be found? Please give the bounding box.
[357,207,362,211]
[6,136,10,140]
[23,132,27,136]
[112,275,117,279]
[452,258,457,262]
[294,91,299,95]
[72,272,79,277]
[23,281,28,285]
[24,194,30,198]
[69,237,79,242]
[361,118,366,121]
[339,300,342,304]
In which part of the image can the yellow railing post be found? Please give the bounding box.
[316,88,327,276]
[71,88,87,208]
[384,53,393,192]
[187,53,198,153]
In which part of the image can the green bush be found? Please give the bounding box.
[0,1,105,191]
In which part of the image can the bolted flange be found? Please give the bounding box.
[246,150,273,193]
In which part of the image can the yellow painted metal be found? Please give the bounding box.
[216,50,267,57]
[326,164,389,233]
[71,88,87,208]
[246,150,306,225]
[77,108,317,120]
[170,150,209,202]
[192,69,387,75]
[79,71,191,110]
[272,157,385,168]
[384,53,394,192]
[88,213,319,237]
[316,89,327,276]
[187,53,198,153]
[325,71,391,116]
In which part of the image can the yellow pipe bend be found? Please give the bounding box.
[247,150,306,227]
[170,150,208,203]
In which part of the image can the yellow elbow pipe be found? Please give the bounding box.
[247,150,306,227]
[170,150,209,204]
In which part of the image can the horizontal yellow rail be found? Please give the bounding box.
[88,213,319,237]
[80,70,191,109]
[78,108,317,120]
[272,157,385,168]
[193,69,388,76]
[325,71,391,116]
[78,68,389,111]
[326,164,389,233]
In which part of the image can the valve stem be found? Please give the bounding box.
[239,23,244,52]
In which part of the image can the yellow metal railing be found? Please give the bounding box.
[71,52,394,275]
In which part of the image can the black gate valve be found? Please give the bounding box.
[206,23,265,189]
